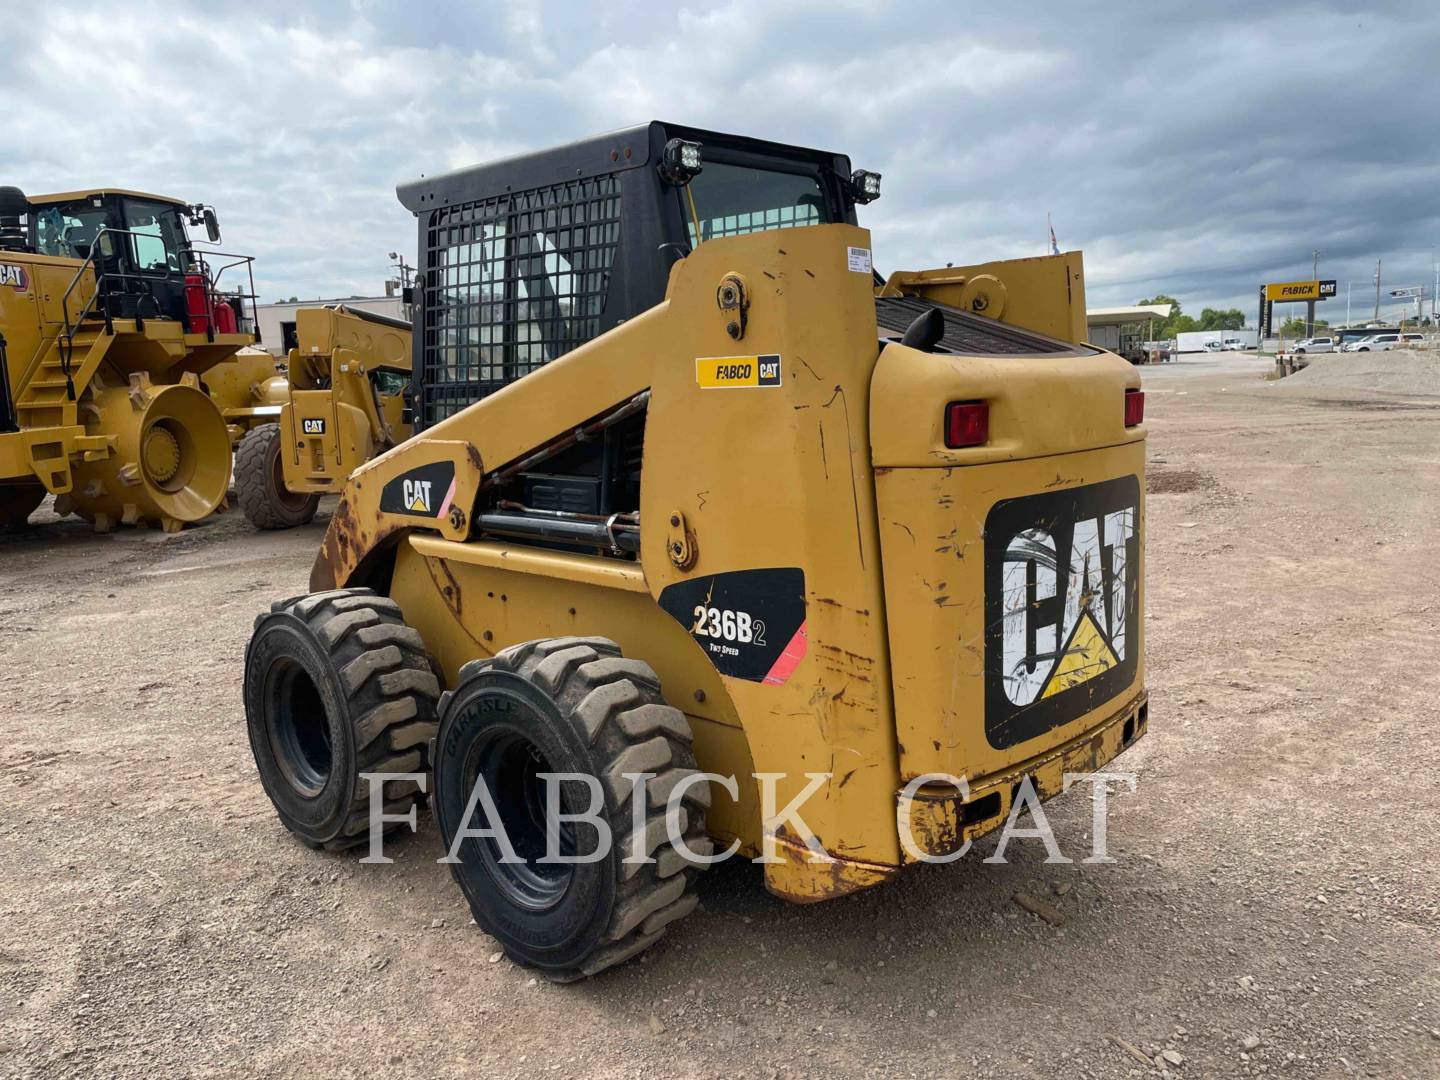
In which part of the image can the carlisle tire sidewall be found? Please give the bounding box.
[244,613,359,842]
[434,671,617,969]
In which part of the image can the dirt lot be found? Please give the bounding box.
[2,353,1438,1079]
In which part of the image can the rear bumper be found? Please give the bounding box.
[898,689,1149,862]
[764,691,1149,903]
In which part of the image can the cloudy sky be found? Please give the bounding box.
[6,1,1438,324]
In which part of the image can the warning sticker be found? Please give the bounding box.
[846,246,872,274]
[696,354,782,390]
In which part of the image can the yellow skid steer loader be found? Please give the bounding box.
[242,124,1148,980]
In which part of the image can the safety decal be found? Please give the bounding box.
[695,354,781,390]
[659,568,806,684]
[301,418,326,435]
[983,475,1140,749]
[0,264,29,290]
[379,460,457,519]
[846,246,872,274]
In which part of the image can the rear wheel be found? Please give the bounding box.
[434,637,710,980]
[244,588,439,850]
[0,485,45,529]
[236,423,319,530]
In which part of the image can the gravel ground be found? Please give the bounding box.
[1274,347,1440,396]
[1,352,1437,1079]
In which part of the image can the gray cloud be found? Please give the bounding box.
[4,0,1436,323]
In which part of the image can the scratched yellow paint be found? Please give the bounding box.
[315,222,1148,903]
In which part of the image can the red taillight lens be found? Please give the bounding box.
[1124,389,1145,427]
[945,401,989,448]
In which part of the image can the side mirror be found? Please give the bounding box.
[97,232,115,259]
[203,208,220,243]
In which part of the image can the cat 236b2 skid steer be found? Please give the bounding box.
[243,123,1150,981]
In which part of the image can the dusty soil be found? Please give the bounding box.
[2,352,1437,1079]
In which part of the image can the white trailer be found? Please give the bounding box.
[1175,329,1257,353]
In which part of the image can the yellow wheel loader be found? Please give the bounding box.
[235,304,412,529]
[242,124,1149,980]
[0,185,263,531]
[205,345,289,447]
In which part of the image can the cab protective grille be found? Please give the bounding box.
[418,175,622,428]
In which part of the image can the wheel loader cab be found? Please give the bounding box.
[245,121,1148,981]
[29,190,230,331]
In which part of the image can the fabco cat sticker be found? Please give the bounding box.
[0,264,30,290]
[983,476,1140,749]
[379,460,456,519]
[659,568,806,684]
[695,354,781,390]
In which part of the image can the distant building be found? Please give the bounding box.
[254,295,408,356]
[1086,305,1174,359]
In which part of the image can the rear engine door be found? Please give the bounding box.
[870,333,1146,785]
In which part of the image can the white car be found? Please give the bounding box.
[1222,339,1249,351]
[1344,333,1423,352]
[1292,336,1335,354]
[1200,340,1225,353]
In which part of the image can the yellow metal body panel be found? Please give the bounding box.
[273,307,412,495]
[28,188,184,207]
[311,223,1147,903]
[205,348,286,445]
[879,251,1087,344]
[874,442,1144,784]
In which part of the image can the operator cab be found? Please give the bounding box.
[27,189,235,332]
[397,121,881,430]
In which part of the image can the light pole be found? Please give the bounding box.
[388,251,414,290]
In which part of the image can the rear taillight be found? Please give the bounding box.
[945,401,989,448]
[1124,389,1145,427]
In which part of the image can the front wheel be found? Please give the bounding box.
[236,423,319,530]
[244,588,440,849]
[434,637,710,980]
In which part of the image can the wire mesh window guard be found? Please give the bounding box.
[420,175,622,428]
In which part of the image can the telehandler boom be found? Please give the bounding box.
[243,123,1149,981]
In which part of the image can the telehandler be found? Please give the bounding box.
[0,185,262,531]
[243,123,1149,980]
[235,304,412,529]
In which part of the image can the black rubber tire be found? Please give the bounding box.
[433,637,711,981]
[244,587,440,850]
[236,423,319,530]
[0,485,46,529]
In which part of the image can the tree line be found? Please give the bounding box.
[1138,294,1247,337]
